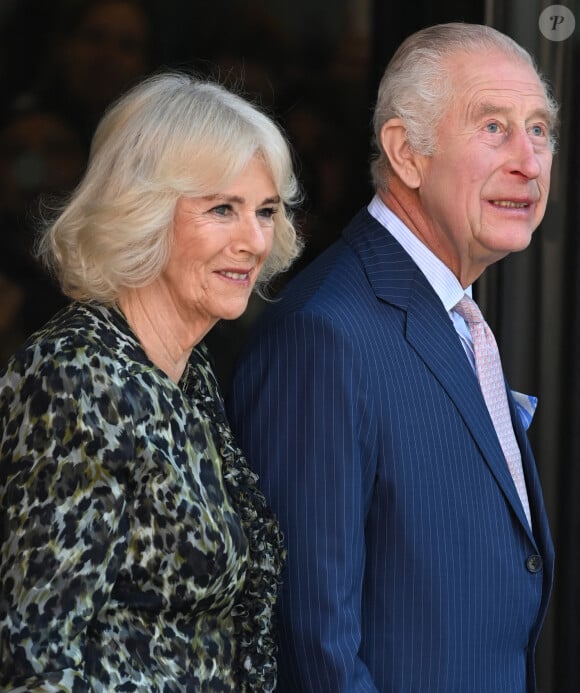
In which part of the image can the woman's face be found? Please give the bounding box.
[161,155,278,327]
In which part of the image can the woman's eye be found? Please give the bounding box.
[211,204,231,216]
[257,206,278,220]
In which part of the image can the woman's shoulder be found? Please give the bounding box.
[5,302,139,374]
[0,303,140,415]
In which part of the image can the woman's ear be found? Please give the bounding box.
[379,118,424,189]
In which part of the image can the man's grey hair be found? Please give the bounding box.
[370,22,559,191]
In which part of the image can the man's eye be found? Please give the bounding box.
[530,124,546,137]
[485,122,500,133]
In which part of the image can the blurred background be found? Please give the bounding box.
[0,1,577,690]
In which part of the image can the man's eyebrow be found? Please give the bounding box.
[471,101,554,127]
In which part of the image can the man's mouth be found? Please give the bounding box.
[490,200,530,208]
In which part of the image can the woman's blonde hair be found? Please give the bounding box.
[38,72,302,303]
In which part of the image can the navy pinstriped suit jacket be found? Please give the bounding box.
[227,209,554,692]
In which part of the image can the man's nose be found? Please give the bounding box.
[508,129,543,180]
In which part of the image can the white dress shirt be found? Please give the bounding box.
[368,195,476,371]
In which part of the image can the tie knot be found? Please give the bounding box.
[455,295,484,325]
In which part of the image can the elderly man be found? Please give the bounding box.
[228,23,556,692]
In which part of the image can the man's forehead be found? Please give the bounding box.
[447,52,549,109]
[461,88,553,131]
[465,48,540,76]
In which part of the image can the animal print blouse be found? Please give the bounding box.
[0,302,285,692]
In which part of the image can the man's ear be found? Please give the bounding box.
[380,118,424,189]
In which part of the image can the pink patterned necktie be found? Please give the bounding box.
[455,295,532,528]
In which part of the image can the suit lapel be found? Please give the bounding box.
[344,210,536,541]
[406,284,536,542]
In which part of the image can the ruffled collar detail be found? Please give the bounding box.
[184,343,286,692]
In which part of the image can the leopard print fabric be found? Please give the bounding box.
[0,302,285,692]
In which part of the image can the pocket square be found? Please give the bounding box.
[511,390,538,431]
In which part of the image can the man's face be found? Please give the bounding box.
[415,49,554,284]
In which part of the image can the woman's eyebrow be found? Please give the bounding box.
[202,193,281,205]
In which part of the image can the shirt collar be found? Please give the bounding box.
[367,194,471,310]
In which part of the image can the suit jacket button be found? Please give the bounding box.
[526,554,543,573]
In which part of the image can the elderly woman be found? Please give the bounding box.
[0,73,301,692]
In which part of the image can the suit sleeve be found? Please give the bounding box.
[228,311,380,692]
